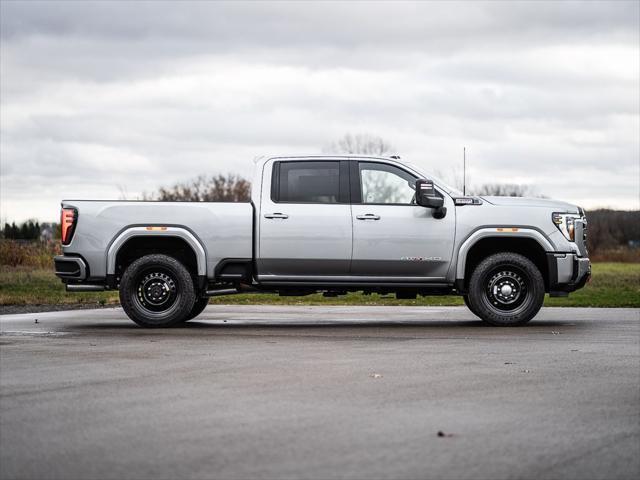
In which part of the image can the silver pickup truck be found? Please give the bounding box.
[54,155,591,327]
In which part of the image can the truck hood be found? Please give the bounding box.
[480,196,579,213]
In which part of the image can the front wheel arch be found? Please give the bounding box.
[460,236,550,292]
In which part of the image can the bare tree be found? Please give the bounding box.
[116,184,130,200]
[324,133,394,156]
[149,174,251,202]
[472,183,537,197]
[434,167,465,193]
[432,167,540,198]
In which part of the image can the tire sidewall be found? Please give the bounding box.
[468,252,545,326]
[184,297,210,322]
[463,295,481,318]
[119,254,196,327]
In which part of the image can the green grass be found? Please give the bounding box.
[543,263,639,308]
[0,268,119,307]
[0,263,638,308]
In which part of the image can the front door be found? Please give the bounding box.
[350,161,456,280]
[257,160,352,280]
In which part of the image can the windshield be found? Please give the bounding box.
[402,162,464,197]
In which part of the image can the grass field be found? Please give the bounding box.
[1,263,638,309]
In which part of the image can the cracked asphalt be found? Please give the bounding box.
[1,306,639,480]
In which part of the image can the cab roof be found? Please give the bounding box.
[253,154,401,164]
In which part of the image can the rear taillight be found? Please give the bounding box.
[61,208,78,245]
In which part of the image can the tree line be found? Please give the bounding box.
[2,135,637,255]
[139,176,639,255]
[3,207,637,255]
[2,221,43,240]
[145,174,250,202]
[584,210,640,254]
[141,172,640,254]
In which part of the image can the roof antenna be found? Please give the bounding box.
[463,146,466,196]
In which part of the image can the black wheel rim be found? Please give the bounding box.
[133,267,180,316]
[483,264,530,315]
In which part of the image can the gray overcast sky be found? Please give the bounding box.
[1,0,638,222]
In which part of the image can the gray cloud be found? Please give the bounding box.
[3,1,637,44]
[1,0,638,221]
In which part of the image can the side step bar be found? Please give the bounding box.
[205,284,262,297]
[205,288,240,297]
[65,285,250,295]
[66,284,105,292]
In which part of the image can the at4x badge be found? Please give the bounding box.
[400,256,442,261]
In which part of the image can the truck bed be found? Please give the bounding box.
[61,200,254,279]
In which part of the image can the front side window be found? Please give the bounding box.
[359,162,417,204]
[275,161,341,203]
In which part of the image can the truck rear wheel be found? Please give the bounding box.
[119,254,196,327]
[467,252,545,326]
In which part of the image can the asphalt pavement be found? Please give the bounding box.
[1,306,639,480]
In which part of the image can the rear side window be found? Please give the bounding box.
[272,161,345,203]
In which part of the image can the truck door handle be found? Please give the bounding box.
[264,213,289,219]
[356,214,380,220]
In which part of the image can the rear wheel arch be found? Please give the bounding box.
[107,227,207,282]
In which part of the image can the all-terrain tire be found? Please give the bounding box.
[119,254,196,327]
[463,295,481,318]
[467,252,545,326]
[184,297,210,322]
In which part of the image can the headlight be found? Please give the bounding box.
[552,212,582,242]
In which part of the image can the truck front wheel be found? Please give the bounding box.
[467,252,545,326]
[119,254,196,327]
[463,295,480,318]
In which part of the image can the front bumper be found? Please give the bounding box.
[547,253,591,295]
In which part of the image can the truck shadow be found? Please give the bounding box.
[185,319,578,329]
[75,318,578,331]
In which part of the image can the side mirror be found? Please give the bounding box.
[416,179,444,208]
[416,179,447,219]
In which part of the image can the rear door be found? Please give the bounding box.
[257,159,352,280]
[350,161,456,280]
